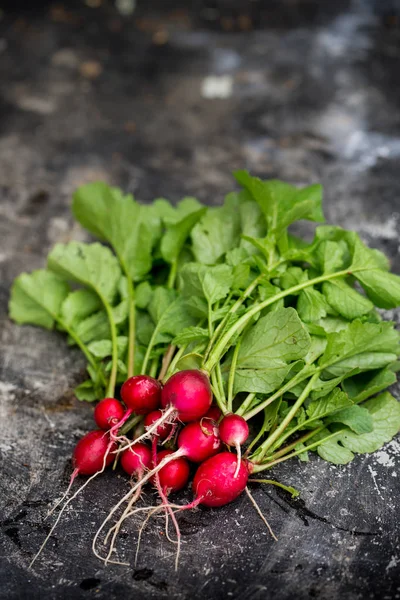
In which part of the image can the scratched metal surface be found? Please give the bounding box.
[0,1,400,598]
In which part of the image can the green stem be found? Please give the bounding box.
[216,363,226,405]
[101,296,119,398]
[241,365,316,421]
[248,478,300,498]
[119,414,142,436]
[203,274,264,365]
[167,259,178,289]
[141,324,160,376]
[246,406,276,454]
[165,345,187,380]
[204,268,351,372]
[149,357,159,379]
[208,302,213,338]
[126,275,135,378]
[253,372,319,460]
[58,319,106,387]
[251,430,344,472]
[236,392,256,417]
[268,415,325,454]
[227,340,241,413]
[211,370,227,413]
[264,427,323,462]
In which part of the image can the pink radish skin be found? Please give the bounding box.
[120,443,152,477]
[161,370,212,422]
[193,452,251,507]
[177,419,221,463]
[121,375,162,415]
[155,449,190,493]
[219,414,249,446]
[204,405,222,423]
[94,398,125,430]
[73,430,117,475]
[144,410,173,441]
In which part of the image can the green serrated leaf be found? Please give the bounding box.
[9,270,70,330]
[173,326,209,346]
[72,182,155,281]
[48,242,121,304]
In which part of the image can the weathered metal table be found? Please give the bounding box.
[1,1,400,598]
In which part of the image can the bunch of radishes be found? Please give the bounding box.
[32,369,253,568]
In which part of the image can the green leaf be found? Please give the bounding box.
[179,263,233,305]
[320,320,400,373]
[336,392,400,453]
[173,326,209,346]
[135,281,152,309]
[72,182,154,281]
[175,352,203,371]
[191,197,241,265]
[87,336,128,359]
[9,270,70,330]
[148,287,196,338]
[47,242,121,303]
[342,366,398,404]
[161,207,206,264]
[234,365,293,395]
[306,388,353,421]
[317,392,400,463]
[356,270,400,310]
[326,405,373,434]
[74,311,110,344]
[322,280,374,320]
[297,288,328,323]
[316,430,355,464]
[60,289,101,328]
[234,307,311,394]
[234,170,324,236]
[74,380,99,402]
[315,240,346,274]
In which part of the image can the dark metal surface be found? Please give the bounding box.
[1,1,400,598]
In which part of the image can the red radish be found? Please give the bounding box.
[121,375,162,414]
[176,419,221,463]
[161,369,212,422]
[219,414,249,446]
[204,405,222,423]
[117,370,213,453]
[192,452,250,507]
[219,414,249,478]
[29,430,117,568]
[144,410,173,442]
[155,449,190,493]
[94,398,125,430]
[107,375,162,443]
[120,443,152,477]
[73,430,117,475]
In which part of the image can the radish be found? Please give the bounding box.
[120,443,152,477]
[121,375,162,415]
[192,452,250,507]
[72,429,117,476]
[143,410,173,442]
[219,414,249,477]
[176,419,221,463]
[94,398,125,431]
[204,405,222,423]
[118,370,213,453]
[154,449,190,493]
[108,375,162,442]
[161,369,212,422]
[29,430,117,568]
